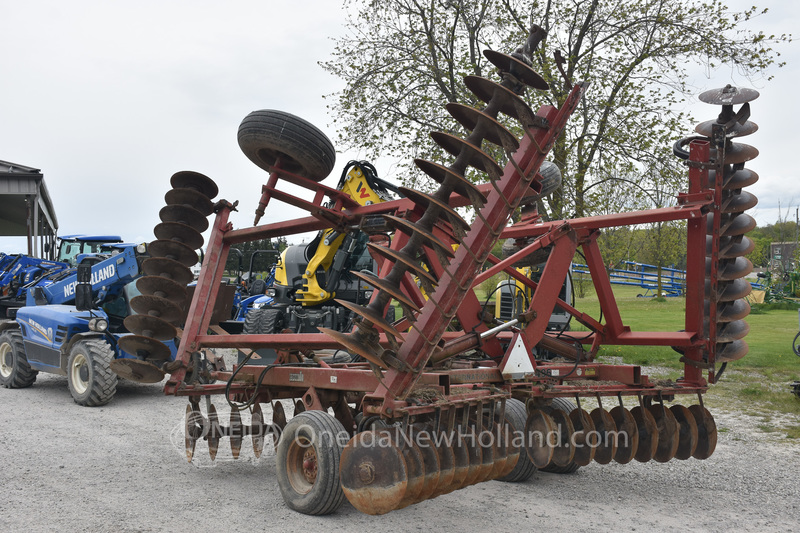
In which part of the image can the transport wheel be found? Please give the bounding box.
[67,339,117,407]
[276,410,347,515]
[540,398,581,474]
[238,110,336,182]
[0,329,37,388]
[497,398,536,482]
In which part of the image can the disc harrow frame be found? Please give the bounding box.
[131,28,760,516]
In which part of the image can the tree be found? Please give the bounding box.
[322,0,788,219]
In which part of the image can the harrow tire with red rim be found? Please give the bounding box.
[238,109,336,182]
[275,410,347,515]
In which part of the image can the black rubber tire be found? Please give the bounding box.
[67,339,118,407]
[238,110,336,182]
[243,308,284,335]
[540,398,581,474]
[0,329,37,388]
[497,398,537,482]
[275,410,347,515]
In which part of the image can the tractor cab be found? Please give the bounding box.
[56,235,124,266]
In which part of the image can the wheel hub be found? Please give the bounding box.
[302,450,318,484]
[79,364,89,382]
[0,344,12,377]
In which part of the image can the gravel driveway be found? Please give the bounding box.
[1,373,798,532]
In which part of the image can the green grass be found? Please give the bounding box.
[568,284,800,439]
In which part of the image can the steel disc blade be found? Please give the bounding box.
[446,103,520,151]
[383,214,455,261]
[148,239,199,266]
[398,186,470,238]
[720,190,758,214]
[293,400,305,416]
[272,402,287,448]
[184,404,203,462]
[695,118,758,139]
[568,409,596,467]
[141,257,194,286]
[317,327,385,368]
[170,170,219,199]
[689,405,717,460]
[525,409,556,468]
[459,425,483,486]
[716,319,750,343]
[350,271,422,314]
[395,437,425,510]
[230,408,243,459]
[159,204,209,233]
[543,406,575,468]
[428,427,455,497]
[464,75,537,125]
[430,131,503,177]
[711,256,754,281]
[414,158,487,206]
[589,408,618,465]
[123,314,177,340]
[475,422,495,484]
[482,49,549,90]
[208,404,220,460]
[716,339,749,362]
[609,406,639,465]
[154,222,204,251]
[412,426,440,502]
[698,85,759,105]
[117,335,172,361]
[365,243,438,291]
[110,358,165,383]
[340,429,409,515]
[670,405,699,460]
[136,276,187,304]
[334,298,404,339]
[164,187,213,216]
[130,294,184,324]
[449,431,471,491]
[648,404,679,463]
[252,403,265,458]
[631,406,659,463]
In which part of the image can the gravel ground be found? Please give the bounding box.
[1,372,799,533]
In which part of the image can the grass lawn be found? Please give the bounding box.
[569,283,800,439]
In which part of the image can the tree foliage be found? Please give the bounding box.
[322,0,789,218]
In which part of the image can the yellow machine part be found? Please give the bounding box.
[294,165,384,305]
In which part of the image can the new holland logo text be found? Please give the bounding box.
[27,318,53,343]
[63,264,116,298]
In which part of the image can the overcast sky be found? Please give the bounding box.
[1,0,797,255]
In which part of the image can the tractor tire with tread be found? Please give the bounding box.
[238,110,335,182]
[540,398,581,474]
[275,410,347,515]
[67,339,118,407]
[0,329,37,388]
[243,308,285,335]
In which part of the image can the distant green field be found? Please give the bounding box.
[569,283,800,438]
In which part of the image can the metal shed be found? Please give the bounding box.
[0,160,59,258]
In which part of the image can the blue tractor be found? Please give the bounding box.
[0,235,124,318]
[0,243,179,406]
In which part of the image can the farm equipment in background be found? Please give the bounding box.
[239,161,397,362]
[121,26,760,516]
[0,235,127,318]
[0,188,213,405]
